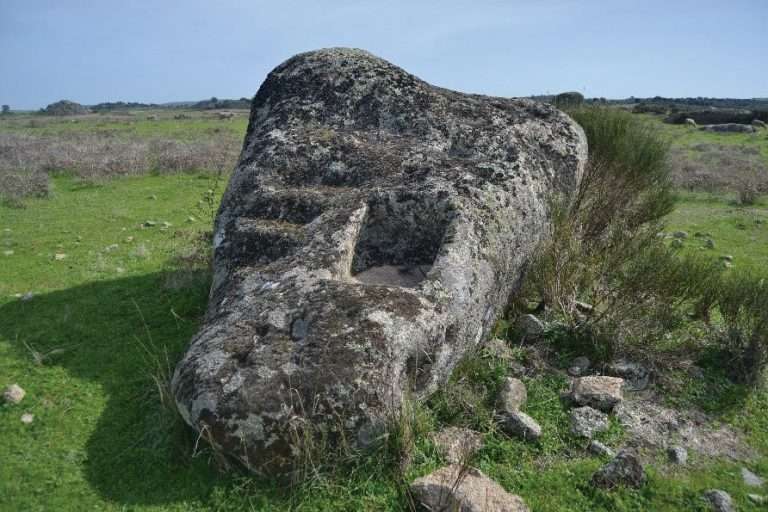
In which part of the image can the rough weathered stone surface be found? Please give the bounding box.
[591,450,646,489]
[569,376,624,412]
[668,446,688,465]
[516,314,545,338]
[431,427,484,464]
[741,467,765,487]
[498,377,527,413]
[588,440,615,458]
[171,47,586,472]
[3,384,25,404]
[411,465,529,512]
[570,406,609,438]
[605,359,651,391]
[500,411,542,442]
[704,490,735,512]
[568,356,591,377]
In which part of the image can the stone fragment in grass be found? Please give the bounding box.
[570,406,609,438]
[748,494,766,505]
[500,411,541,442]
[588,440,615,458]
[672,231,688,239]
[719,254,733,262]
[431,427,483,464]
[516,314,545,338]
[668,446,687,465]
[143,220,157,227]
[704,490,734,512]
[568,356,591,376]
[569,376,624,412]
[741,467,765,487]
[3,384,25,404]
[20,413,34,424]
[605,359,651,391]
[20,292,34,302]
[705,238,715,249]
[411,465,530,512]
[497,377,527,413]
[54,253,66,261]
[591,450,646,489]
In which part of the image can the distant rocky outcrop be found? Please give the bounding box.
[43,100,89,116]
[171,47,587,473]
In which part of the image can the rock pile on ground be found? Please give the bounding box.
[170,47,587,472]
[431,427,484,464]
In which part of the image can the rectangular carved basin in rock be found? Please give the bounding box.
[351,191,454,288]
[171,47,587,474]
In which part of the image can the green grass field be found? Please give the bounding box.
[1,112,768,511]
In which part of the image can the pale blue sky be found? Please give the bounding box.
[1,0,766,110]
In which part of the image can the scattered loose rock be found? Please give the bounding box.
[516,314,545,338]
[3,384,26,404]
[20,292,34,302]
[704,490,735,512]
[591,450,646,489]
[668,446,688,465]
[672,231,689,239]
[748,493,766,505]
[741,467,765,487]
[410,465,530,512]
[143,220,157,227]
[569,376,624,412]
[54,253,67,261]
[568,356,591,377]
[705,238,715,249]
[570,406,609,438]
[588,440,615,458]
[20,413,34,424]
[431,427,484,464]
[500,411,542,442]
[498,377,527,413]
[605,360,651,391]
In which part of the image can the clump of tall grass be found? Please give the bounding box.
[523,106,768,382]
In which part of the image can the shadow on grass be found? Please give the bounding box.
[0,270,242,507]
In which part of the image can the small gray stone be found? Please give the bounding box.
[741,467,765,487]
[667,446,687,465]
[3,384,25,404]
[143,220,157,227]
[20,413,34,424]
[498,377,527,413]
[719,254,734,262]
[569,376,624,412]
[748,494,766,505]
[570,406,609,438]
[672,231,689,239]
[705,239,715,249]
[568,356,591,377]
[500,411,542,442]
[516,314,545,338]
[20,292,34,302]
[588,440,615,458]
[605,360,651,391]
[411,465,530,512]
[704,490,734,512]
[591,450,646,489]
[431,427,483,464]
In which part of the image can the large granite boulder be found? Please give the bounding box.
[171,47,587,472]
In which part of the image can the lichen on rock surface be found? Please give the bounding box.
[171,47,587,473]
